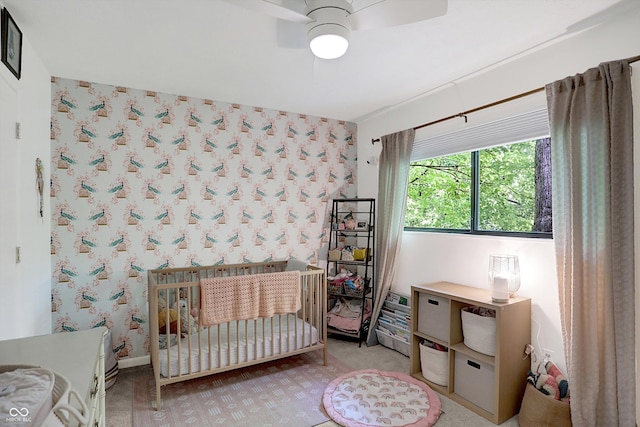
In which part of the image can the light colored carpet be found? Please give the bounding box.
[106,338,519,426]
[132,351,352,427]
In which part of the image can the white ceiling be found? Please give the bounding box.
[3,0,636,122]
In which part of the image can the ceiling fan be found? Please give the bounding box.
[231,0,448,59]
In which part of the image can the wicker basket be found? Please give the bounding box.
[328,281,343,294]
[328,250,341,261]
[519,383,572,427]
[343,286,364,297]
[419,343,449,386]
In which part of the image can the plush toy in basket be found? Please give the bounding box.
[343,276,364,297]
[519,360,571,426]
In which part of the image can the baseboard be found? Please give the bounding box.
[118,355,150,369]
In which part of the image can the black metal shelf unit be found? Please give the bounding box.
[326,198,375,345]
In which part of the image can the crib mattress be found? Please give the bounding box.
[159,314,319,377]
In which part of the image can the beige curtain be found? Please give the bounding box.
[546,60,635,426]
[366,128,415,345]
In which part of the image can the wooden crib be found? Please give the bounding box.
[147,260,327,410]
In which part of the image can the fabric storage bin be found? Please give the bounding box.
[417,293,450,342]
[461,306,496,356]
[454,353,495,413]
[419,342,449,386]
[353,248,368,261]
[519,383,572,427]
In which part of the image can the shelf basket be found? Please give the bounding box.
[327,281,343,294]
[343,286,364,298]
[353,248,368,261]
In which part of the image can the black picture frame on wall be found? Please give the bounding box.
[1,8,22,80]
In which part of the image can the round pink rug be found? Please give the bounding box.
[322,369,441,427]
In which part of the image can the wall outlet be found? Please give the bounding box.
[543,348,554,360]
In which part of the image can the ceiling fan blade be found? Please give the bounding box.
[276,19,309,49]
[350,0,448,31]
[231,0,312,24]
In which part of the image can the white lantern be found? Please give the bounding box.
[488,255,520,302]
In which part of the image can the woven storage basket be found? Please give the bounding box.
[327,281,343,294]
[519,383,572,427]
[344,286,364,297]
[461,307,496,356]
[419,343,449,386]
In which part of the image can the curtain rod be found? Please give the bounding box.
[371,53,640,144]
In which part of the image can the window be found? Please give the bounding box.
[406,152,471,229]
[405,137,552,237]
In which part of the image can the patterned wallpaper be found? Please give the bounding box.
[50,77,357,359]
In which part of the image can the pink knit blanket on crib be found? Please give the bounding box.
[199,271,301,326]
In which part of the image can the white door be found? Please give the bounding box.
[0,76,19,339]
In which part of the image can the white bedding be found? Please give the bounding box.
[159,314,318,377]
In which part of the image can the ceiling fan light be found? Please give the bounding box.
[308,24,350,59]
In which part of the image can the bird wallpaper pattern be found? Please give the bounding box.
[50,77,357,359]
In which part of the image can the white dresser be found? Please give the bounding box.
[0,327,107,426]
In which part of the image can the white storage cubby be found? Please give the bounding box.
[410,282,531,425]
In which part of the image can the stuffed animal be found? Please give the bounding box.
[190,306,199,325]
[343,215,356,230]
[173,299,198,335]
[157,296,179,335]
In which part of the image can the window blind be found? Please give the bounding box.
[410,107,550,162]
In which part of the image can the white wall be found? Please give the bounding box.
[0,3,52,340]
[357,6,640,378]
